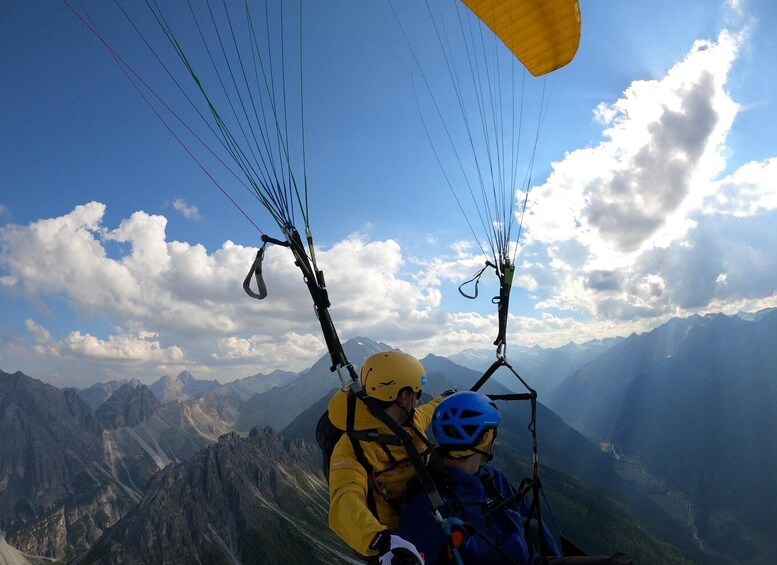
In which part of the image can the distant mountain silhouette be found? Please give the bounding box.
[449,339,621,395]
[547,310,777,562]
[149,370,221,403]
[78,378,142,409]
[208,368,298,400]
[238,337,395,431]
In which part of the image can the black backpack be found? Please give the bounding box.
[315,410,343,482]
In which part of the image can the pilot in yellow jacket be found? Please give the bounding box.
[327,351,444,560]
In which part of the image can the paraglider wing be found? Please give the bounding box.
[460,0,581,76]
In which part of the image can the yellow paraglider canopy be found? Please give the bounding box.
[461,0,581,76]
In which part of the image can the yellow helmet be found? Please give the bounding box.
[360,351,426,402]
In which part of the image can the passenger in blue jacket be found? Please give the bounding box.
[397,391,559,564]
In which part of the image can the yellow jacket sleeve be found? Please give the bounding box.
[328,434,384,556]
[414,394,444,432]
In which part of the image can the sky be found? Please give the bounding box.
[2,0,777,387]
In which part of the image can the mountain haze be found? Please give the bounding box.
[78,378,142,410]
[548,310,777,562]
[238,338,396,431]
[208,369,298,401]
[149,371,221,403]
[449,339,621,396]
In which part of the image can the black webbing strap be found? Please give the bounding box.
[248,225,353,374]
[350,389,445,511]
[283,226,353,373]
[471,358,537,398]
[492,261,515,352]
[247,226,447,529]
[470,357,504,391]
[349,430,403,447]
[469,355,548,558]
[487,393,534,401]
[346,393,381,517]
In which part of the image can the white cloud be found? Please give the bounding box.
[61,330,184,363]
[726,0,743,17]
[528,31,741,260]
[703,157,777,216]
[213,333,325,369]
[17,320,185,378]
[514,29,777,324]
[172,198,201,220]
[4,24,777,384]
[0,204,448,375]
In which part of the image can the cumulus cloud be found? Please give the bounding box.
[213,332,325,369]
[26,319,51,344]
[704,158,777,217]
[528,31,741,258]
[3,24,777,384]
[17,319,185,379]
[515,29,777,323]
[0,203,447,376]
[61,330,184,363]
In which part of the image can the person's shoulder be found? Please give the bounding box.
[479,463,509,482]
[330,430,356,457]
[481,463,502,474]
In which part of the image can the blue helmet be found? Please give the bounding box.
[432,391,501,448]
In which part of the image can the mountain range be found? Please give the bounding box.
[0,371,138,561]
[547,310,777,562]
[449,338,621,396]
[1,311,775,563]
[72,428,354,565]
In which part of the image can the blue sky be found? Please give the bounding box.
[2,0,776,386]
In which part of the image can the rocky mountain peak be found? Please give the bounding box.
[72,427,351,565]
[150,371,221,403]
[96,383,161,429]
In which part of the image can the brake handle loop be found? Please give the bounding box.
[243,235,292,300]
[243,244,268,300]
[458,261,495,299]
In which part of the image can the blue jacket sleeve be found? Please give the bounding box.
[397,493,448,564]
[488,466,561,559]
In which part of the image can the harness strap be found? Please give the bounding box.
[492,260,515,354]
[246,229,450,540]
[346,394,381,517]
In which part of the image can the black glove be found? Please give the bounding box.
[370,531,424,565]
[440,387,458,397]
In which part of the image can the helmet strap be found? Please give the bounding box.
[394,399,415,425]
[472,429,498,465]
[471,446,495,465]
